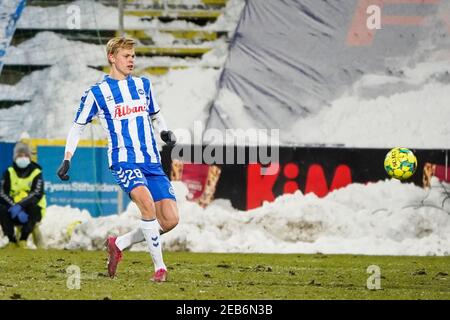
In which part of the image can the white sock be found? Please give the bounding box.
[140,219,166,271]
[115,222,165,251]
[115,228,145,251]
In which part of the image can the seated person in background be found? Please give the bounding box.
[0,142,46,248]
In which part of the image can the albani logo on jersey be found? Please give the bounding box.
[114,104,147,119]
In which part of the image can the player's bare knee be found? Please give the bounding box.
[160,217,178,232]
[168,216,179,230]
[166,208,179,230]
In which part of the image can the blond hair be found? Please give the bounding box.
[106,37,136,65]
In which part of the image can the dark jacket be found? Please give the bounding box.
[0,162,45,208]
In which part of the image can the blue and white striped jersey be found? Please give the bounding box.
[74,75,161,167]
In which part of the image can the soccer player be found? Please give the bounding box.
[56,37,179,282]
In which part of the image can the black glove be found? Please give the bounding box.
[57,160,71,181]
[160,130,176,147]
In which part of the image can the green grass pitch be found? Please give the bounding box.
[0,248,449,299]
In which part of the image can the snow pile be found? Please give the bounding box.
[17,0,244,31]
[288,59,450,148]
[0,0,240,141]
[0,61,220,140]
[2,178,448,256]
[3,31,105,66]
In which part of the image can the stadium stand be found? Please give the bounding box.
[0,0,230,109]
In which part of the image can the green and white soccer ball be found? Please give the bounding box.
[384,147,417,180]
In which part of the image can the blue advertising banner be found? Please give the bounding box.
[0,142,14,175]
[38,145,130,217]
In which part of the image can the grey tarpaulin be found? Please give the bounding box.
[206,0,448,141]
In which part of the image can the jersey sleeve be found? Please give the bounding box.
[74,89,99,124]
[0,170,14,207]
[150,111,169,132]
[142,77,160,115]
[65,122,87,156]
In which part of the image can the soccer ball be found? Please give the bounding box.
[384,147,417,180]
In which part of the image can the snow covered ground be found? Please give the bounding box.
[2,177,449,256]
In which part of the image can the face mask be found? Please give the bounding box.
[15,157,30,169]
